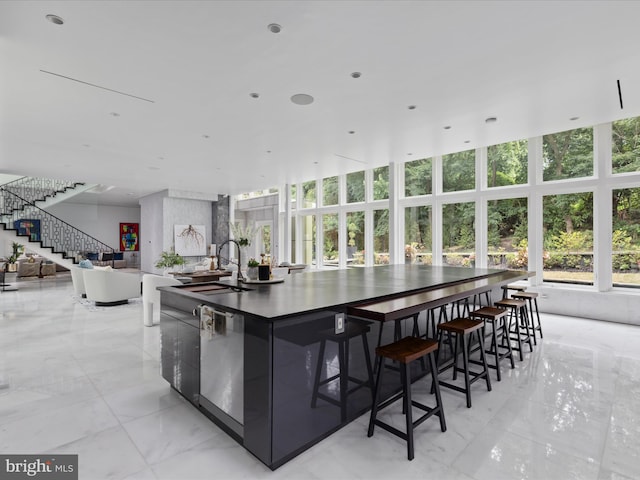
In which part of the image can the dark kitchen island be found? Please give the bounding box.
[158,265,528,470]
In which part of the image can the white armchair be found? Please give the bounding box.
[83,268,141,306]
[142,274,182,327]
[70,266,87,297]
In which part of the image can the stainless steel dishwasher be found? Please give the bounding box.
[199,305,244,426]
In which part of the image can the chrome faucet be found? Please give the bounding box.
[217,239,244,282]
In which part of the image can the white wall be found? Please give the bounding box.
[139,190,213,274]
[139,191,166,273]
[46,202,141,265]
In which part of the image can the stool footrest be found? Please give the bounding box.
[439,367,488,391]
[372,399,444,442]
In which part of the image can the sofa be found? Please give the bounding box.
[83,252,127,269]
[15,256,58,277]
[82,268,141,306]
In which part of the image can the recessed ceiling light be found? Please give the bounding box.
[313,161,319,164]
[407,153,413,156]
[570,116,579,121]
[351,72,362,79]
[266,150,271,154]
[110,112,120,117]
[348,130,355,135]
[291,93,314,105]
[268,23,282,33]
[444,125,452,130]
[249,92,260,99]
[408,105,417,110]
[202,134,210,139]
[485,117,497,123]
[45,14,64,25]
[464,140,471,144]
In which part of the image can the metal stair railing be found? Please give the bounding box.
[1,176,84,205]
[0,188,115,265]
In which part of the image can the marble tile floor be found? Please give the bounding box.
[1,274,640,480]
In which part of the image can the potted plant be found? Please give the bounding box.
[155,249,185,274]
[6,242,23,272]
[246,258,259,280]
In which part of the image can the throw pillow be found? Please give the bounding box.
[79,259,94,269]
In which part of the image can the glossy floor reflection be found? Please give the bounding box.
[1,274,639,479]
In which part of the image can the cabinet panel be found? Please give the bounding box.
[160,312,200,406]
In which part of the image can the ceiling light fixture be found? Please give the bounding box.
[408,105,416,110]
[249,93,260,99]
[464,140,471,144]
[268,23,282,33]
[348,130,355,134]
[351,72,361,79]
[202,134,210,139]
[570,116,579,121]
[110,112,120,117]
[444,126,451,130]
[45,14,64,25]
[291,93,314,105]
[485,117,497,123]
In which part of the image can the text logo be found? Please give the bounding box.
[0,455,77,480]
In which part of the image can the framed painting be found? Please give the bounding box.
[14,219,41,242]
[120,223,139,251]
[175,224,206,256]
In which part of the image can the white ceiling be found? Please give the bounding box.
[2,1,640,207]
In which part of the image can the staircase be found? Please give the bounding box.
[1,177,118,269]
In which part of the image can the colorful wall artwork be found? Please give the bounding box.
[14,219,40,242]
[120,223,139,251]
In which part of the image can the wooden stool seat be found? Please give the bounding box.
[471,306,508,320]
[434,317,491,408]
[376,335,438,363]
[470,306,515,381]
[438,317,484,334]
[368,336,446,461]
[512,291,537,300]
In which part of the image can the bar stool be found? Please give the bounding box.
[501,283,527,299]
[367,336,446,461]
[511,291,543,344]
[311,320,375,421]
[434,318,492,408]
[494,298,533,361]
[469,306,514,381]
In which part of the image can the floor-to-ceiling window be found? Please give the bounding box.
[442,201,475,267]
[282,116,640,294]
[405,205,432,264]
[488,197,528,270]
